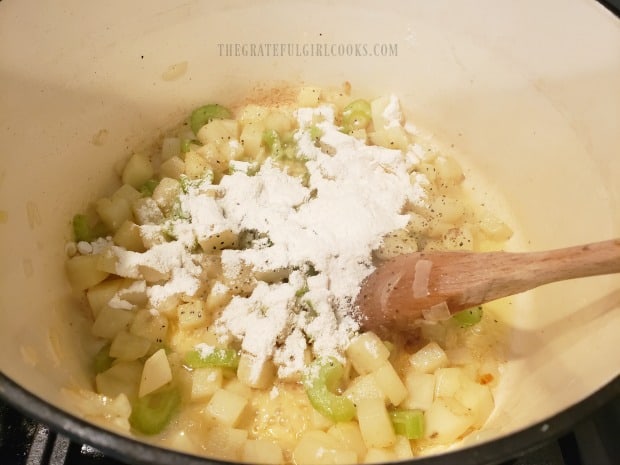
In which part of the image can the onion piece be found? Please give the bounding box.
[412,259,433,298]
[422,301,451,322]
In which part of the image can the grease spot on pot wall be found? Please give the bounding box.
[26,201,41,230]
[161,61,188,81]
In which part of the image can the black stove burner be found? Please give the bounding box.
[1,396,618,465]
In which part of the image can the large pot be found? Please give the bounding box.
[0,0,618,464]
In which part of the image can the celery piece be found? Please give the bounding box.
[304,357,356,422]
[72,214,107,242]
[93,343,113,374]
[342,99,371,132]
[389,409,425,439]
[140,179,159,197]
[308,125,323,143]
[452,306,483,327]
[129,386,180,435]
[262,129,282,158]
[190,104,232,135]
[184,347,240,369]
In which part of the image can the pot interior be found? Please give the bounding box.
[0,0,618,461]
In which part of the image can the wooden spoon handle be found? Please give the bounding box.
[459,238,620,306]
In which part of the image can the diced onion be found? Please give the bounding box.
[422,301,451,322]
[412,259,433,298]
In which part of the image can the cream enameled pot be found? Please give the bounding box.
[0,1,618,464]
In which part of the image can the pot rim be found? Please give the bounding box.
[0,371,618,465]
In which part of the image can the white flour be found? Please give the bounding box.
[99,97,430,381]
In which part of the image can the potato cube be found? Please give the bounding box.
[242,439,284,465]
[205,388,248,426]
[95,197,133,232]
[159,155,186,180]
[95,361,142,401]
[372,362,408,406]
[113,220,145,252]
[111,183,142,204]
[356,398,396,449]
[91,306,134,339]
[434,367,463,399]
[109,331,151,361]
[327,422,367,460]
[132,197,164,225]
[424,398,475,444]
[409,341,449,374]
[86,278,127,318]
[237,354,276,389]
[122,152,154,189]
[151,177,181,214]
[369,126,409,151]
[199,229,238,252]
[205,282,232,312]
[293,430,357,465]
[139,348,172,397]
[130,309,168,343]
[373,228,418,260]
[184,151,212,179]
[364,448,397,463]
[202,426,248,461]
[343,374,385,404]
[197,119,239,146]
[177,300,208,330]
[66,254,109,291]
[392,435,414,459]
[401,371,435,411]
[263,110,293,133]
[239,121,265,158]
[223,378,252,399]
[190,367,223,401]
[346,332,390,375]
[454,379,494,428]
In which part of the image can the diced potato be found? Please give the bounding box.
[205,282,232,312]
[139,226,167,249]
[369,126,409,151]
[442,226,475,251]
[138,264,169,283]
[132,197,164,225]
[293,430,358,465]
[343,374,386,404]
[263,110,293,133]
[95,197,133,232]
[297,86,322,107]
[239,121,265,158]
[454,379,494,428]
[65,254,109,291]
[479,213,514,242]
[184,151,212,179]
[237,354,276,389]
[205,388,248,427]
[372,362,408,406]
[130,309,168,344]
[434,367,463,399]
[391,435,414,460]
[435,156,464,184]
[94,248,117,274]
[199,229,238,252]
[197,143,229,179]
[177,300,208,330]
[242,439,284,465]
[223,377,253,399]
[95,361,142,401]
[202,426,248,462]
[349,128,368,142]
[159,155,186,180]
[364,448,397,463]
[151,177,181,214]
[409,341,449,374]
[238,104,268,123]
[139,348,172,397]
[356,398,396,449]
[346,332,390,375]
[370,95,391,128]
[113,220,145,252]
[190,367,223,401]
[327,422,367,460]
[424,398,475,444]
[401,371,435,410]
[86,278,127,318]
[111,183,142,204]
[431,196,465,224]
[197,119,239,146]
[122,152,154,189]
[91,306,134,339]
[109,331,151,361]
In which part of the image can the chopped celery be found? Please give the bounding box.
[262,129,282,158]
[72,214,107,242]
[140,179,159,197]
[389,409,425,439]
[93,343,113,374]
[184,347,240,369]
[452,306,483,327]
[190,104,233,135]
[308,125,322,143]
[129,386,181,435]
[304,357,356,422]
[341,99,371,133]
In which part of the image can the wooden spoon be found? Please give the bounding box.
[355,239,620,337]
